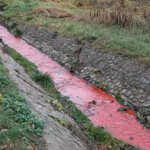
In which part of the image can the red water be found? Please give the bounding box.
[0,25,150,150]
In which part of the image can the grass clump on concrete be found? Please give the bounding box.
[115,93,125,105]
[137,107,150,129]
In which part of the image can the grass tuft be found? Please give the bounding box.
[13,28,22,37]
[115,93,125,105]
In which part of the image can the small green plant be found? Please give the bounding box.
[137,107,150,129]
[33,72,54,89]
[13,28,22,37]
[115,93,125,105]
[8,22,18,31]
[0,59,45,149]
[25,16,34,21]
[50,115,68,126]
[47,99,64,111]
[99,82,110,93]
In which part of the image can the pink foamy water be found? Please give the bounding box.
[0,25,150,150]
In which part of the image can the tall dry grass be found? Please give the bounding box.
[29,7,74,18]
[88,0,150,30]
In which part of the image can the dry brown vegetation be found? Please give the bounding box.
[29,7,74,18]
[26,0,150,30]
[88,0,150,29]
[44,0,78,9]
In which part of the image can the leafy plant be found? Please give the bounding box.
[0,59,45,149]
[115,93,125,105]
[13,28,22,37]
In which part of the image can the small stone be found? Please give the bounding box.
[142,93,146,98]
[147,116,150,121]
[89,100,97,105]
[118,84,122,88]
[121,89,126,94]
[147,96,150,100]
[148,107,150,112]
[132,88,137,92]
[116,82,120,86]
[132,98,138,102]
[111,75,116,79]
[91,74,96,79]
[139,89,144,94]
[129,137,134,140]
[130,95,133,99]
[127,73,134,77]
[136,94,142,100]
[140,78,150,84]
[81,70,84,73]
[130,81,135,86]
[140,99,145,103]
[143,101,150,107]
[117,107,128,112]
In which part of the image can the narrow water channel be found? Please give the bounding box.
[0,25,150,150]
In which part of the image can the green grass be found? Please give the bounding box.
[0,59,44,150]
[7,47,58,97]
[115,93,125,105]
[1,0,150,63]
[6,47,142,150]
[137,107,150,129]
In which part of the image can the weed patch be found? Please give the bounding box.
[115,93,125,105]
[50,115,68,126]
[0,58,45,149]
[93,80,110,93]
[137,107,150,129]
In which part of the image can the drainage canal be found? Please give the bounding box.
[0,25,150,150]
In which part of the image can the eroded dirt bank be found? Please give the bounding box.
[0,44,95,150]
[0,25,150,150]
